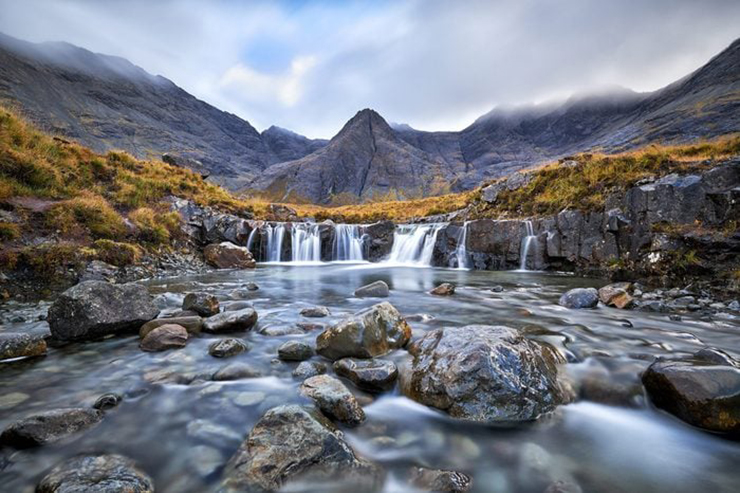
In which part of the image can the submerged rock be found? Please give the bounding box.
[300,306,331,318]
[642,358,740,433]
[37,454,154,493]
[333,358,398,393]
[208,338,250,358]
[221,405,382,491]
[277,341,314,361]
[204,241,256,269]
[202,307,258,333]
[316,302,411,360]
[558,288,599,309]
[293,361,328,379]
[0,408,103,448]
[139,316,203,338]
[93,393,122,411]
[354,280,390,298]
[212,362,262,381]
[0,332,47,361]
[408,467,472,492]
[139,324,188,352]
[430,283,455,296]
[299,375,366,426]
[182,292,220,317]
[47,281,159,342]
[402,325,572,422]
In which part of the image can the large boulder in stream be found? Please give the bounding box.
[220,405,383,492]
[204,242,256,269]
[0,408,103,448]
[558,288,599,309]
[37,454,154,493]
[642,356,740,433]
[48,281,159,342]
[316,302,411,360]
[401,325,572,422]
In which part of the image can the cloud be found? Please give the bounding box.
[0,0,739,138]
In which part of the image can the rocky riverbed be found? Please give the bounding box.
[1,264,740,492]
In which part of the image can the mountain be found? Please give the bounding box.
[0,33,321,189]
[249,109,463,203]
[261,126,328,163]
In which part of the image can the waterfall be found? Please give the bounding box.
[264,223,286,262]
[519,220,537,271]
[454,221,470,269]
[386,224,444,266]
[291,223,322,262]
[246,227,258,254]
[334,224,364,261]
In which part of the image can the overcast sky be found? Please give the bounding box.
[0,0,738,138]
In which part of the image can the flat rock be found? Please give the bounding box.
[139,324,188,352]
[202,307,258,333]
[408,467,472,492]
[183,292,220,317]
[221,405,383,491]
[300,375,366,426]
[204,242,256,269]
[0,408,103,448]
[334,358,398,393]
[139,316,203,338]
[209,338,250,358]
[402,325,572,422]
[48,281,159,342]
[0,332,47,361]
[300,306,331,318]
[259,325,304,336]
[354,280,390,298]
[212,362,262,381]
[316,302,411,360]
[430,283,455,296]
[558,288,599,309]
[277,341,314,361]
[37,454,153,493]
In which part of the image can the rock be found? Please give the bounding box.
[47,281,159,342]
[642,358,740,433]
[93,393,122,411]
[299,375,366,426]
[37,454,154,493]
[402,325,572,422]
[296,322,325,332]
[490,285,504,293]
[333,358,398,393]
[728,300,740,311]
[430,283,455,296]
[354,280,390,298]
[202,307,258,333]
[245,282,260,291]
[79,260,119,282]
[598,282,634,309]
[408,467,472,492]
[300,306,331,318]
[259,325,304,336]
[182,292,220,317]
[139,316,203,338]
[139,324,188,352]
[693,347,738,367]
[204,241,256,269]
[209,338,250,358]
[558,288,599,309]
[293,361,328,379]
[0,332,47,361]
[0,408,103,448]
[221,405,382,491]
[224,301,253,312]
[267,204,298,222]
[277,341,314,361]
[316,302,411,360]
[212,362,262,381]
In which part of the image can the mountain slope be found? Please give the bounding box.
[250,109,463,204]
[0,33,321,189]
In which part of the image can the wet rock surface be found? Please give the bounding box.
[212,362,262,381]
[299,375,366,426]
[598,283,634,309]
[93,393,122,411]
[0,408,103,448]
[402,325,572,422]
[182,292,220,317]
[0,332,47,361]
[300,306,331,317]
[208,338,250,358]
[316,302,411,360]
[202,307,258,333]
[139,324,188,352]
[559,288,599,309]
[47,281,159,342]
[430,283,455,296]
[354,280,390,298]
[277,340,314,361]
[293,361,328,379]
[333,357,398,393]
[408,467,472,492]
[37,454,154,493]
[139,316,203,338]
[203,241,256,269]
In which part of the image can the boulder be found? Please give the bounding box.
[333,358,398,393]
[209,338,250,358]
[299,375,366,426]
[0,332,47,361]
[354,280,390,298]
[212,362,262,381]
[558,288,599,309]
[202,307,258,333]
[0,408,103,448]
[277,341,314,361]
[598,283,634,309]
[402,325,572,422]
[430,283,455,296]
[139,324,188,352]
[642,358,740,433]
[293,361,328,379]
[182,292,220,317]
[37,454,154,493]
[300,306,331,318]
[316,302,411,360]
[221,405,382,491]
[139,316,203,338]
[204,242,256,269]
[47,281,159,342]
[408,467,472,492]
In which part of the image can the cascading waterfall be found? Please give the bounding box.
[454,221,470,269]
[291,223,322,262]
[386,224,444,266]
[334,224,364,261]
[519,220,538,271]
[264,223,286,262]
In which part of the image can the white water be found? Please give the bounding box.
[334,224,364,261]
[291,223,322,262]
[454,221,470,269]
[519,220,538,271]
[385,224,444,266]
[264,223,286,262]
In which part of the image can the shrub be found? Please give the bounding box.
[47,194,127,239]
[93,239,142,266]
[129,207,180,245]
[0,221,20,241]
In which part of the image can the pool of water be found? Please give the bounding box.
[1,264,739,492]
